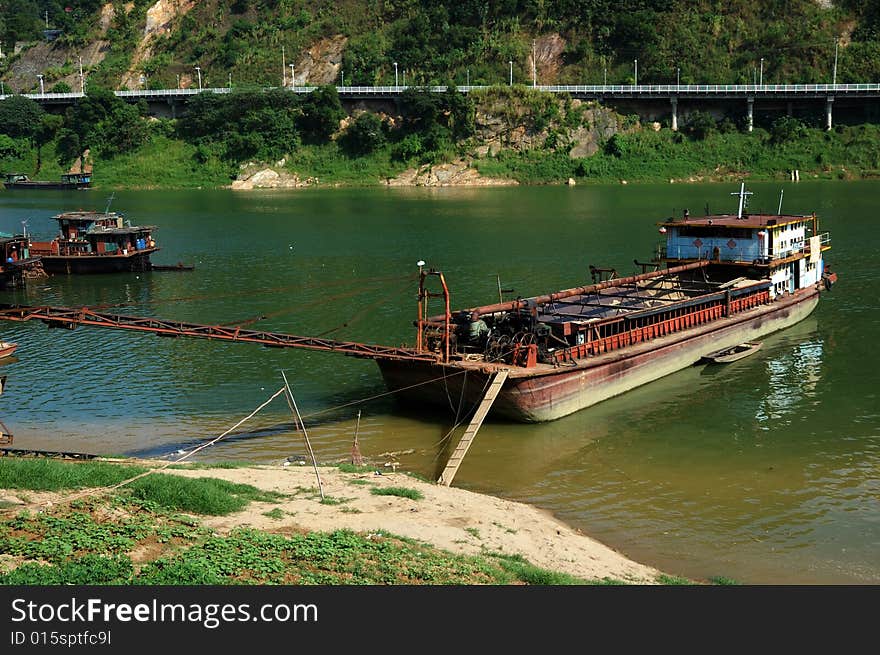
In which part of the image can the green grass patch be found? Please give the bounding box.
[92,135,233,189]
[337,463,376,474]
[370,487,424,501]
[347,478,374,486]
[0,458,147,491]
[464,527,481,539]
[283,143,408,186]
[127,474,285,516]
[709,576,740,585]
[657,574,694,585]
[262,508,285,520]
[486,552,593,585]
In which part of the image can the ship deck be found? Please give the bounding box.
[534,274,755,326]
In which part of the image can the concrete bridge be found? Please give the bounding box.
[5,83,880,130]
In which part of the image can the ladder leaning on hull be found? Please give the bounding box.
[438,370,509,487]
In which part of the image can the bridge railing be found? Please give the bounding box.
[4,83,880,102]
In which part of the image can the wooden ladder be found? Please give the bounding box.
[438,370,509,487]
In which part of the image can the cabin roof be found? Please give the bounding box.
[659,214,814,229]
[87,226,156,235]
[52,211,122,222]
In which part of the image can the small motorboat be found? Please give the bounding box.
[701,341,762,364]
[0,341,17,359]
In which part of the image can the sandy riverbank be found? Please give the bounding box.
[131,461,662,583]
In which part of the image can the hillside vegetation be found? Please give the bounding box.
[1,2,879,189]
[1,1,879,92]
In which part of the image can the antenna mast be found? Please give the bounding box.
[731,183,753,219]
[777,189,784,215]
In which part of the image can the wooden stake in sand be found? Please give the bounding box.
[351,410,364,466]
[281,370,324,500]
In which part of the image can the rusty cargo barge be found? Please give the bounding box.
[0,187,835,423]
[382,186,835,421]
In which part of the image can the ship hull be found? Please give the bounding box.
[39,251,156,274]
[376,287,821,422]
[3,182,90,190]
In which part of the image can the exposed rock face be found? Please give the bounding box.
[472,90,621,160]
[230,167,320,190]
[3,3,116,93]
[293,36,348,86]
[121,0,197,89]
[387,160,518,187]
[527,33,567,84]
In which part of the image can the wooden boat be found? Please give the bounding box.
[3,172,91,190]
[150,262,195,272]
[0,234,44,288]
[28,210,159,274]
[701,341,762,364]
[0,341,17,359]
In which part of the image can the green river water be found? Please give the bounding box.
[0,181,876,584]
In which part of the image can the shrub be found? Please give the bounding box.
[340,112,387,156]
[685,110,717,140]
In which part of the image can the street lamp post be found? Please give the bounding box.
[228,72,232,89]
[760,58,764,86]
[341,70,344,87]
[79,56,85,93]
[194,66,202,91]
[633,59,637,86]
[393,61,398,87]
[289,63,294,88]
[37,74,44,94]
[508,60,513,86]
[676,66,680,86]
[833,39,839,86]
[176,74,180,89]
[466,69,469,87]
[281,45,285,87]
[603,55,607,85]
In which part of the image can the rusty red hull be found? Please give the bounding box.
[376,287,821,422]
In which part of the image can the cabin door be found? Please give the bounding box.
[792,262,801,291]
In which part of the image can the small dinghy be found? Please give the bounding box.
[0,342,17,359]
[701,341,762,364]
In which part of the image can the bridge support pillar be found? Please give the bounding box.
[825,96,834,131]
[746,97,754,133]
[670,97,678,131]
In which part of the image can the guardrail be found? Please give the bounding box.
[4,83,880,103]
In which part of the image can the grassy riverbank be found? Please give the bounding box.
[0,457,677,585]
[476,123,880,185]
[6,123,879,192]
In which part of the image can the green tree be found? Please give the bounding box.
[340,112,387,156]
[297,86,344,144]
[685,111,717,140]
[769,116,807,144]
[64,88,147,159]
[0,95,45,140]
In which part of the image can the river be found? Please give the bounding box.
[0,181,876,584]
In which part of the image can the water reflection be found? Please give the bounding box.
[755,337,825,429]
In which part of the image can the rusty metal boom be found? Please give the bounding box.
[0,304,439,362]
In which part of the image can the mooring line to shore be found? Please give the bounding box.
[59,387,289,505]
